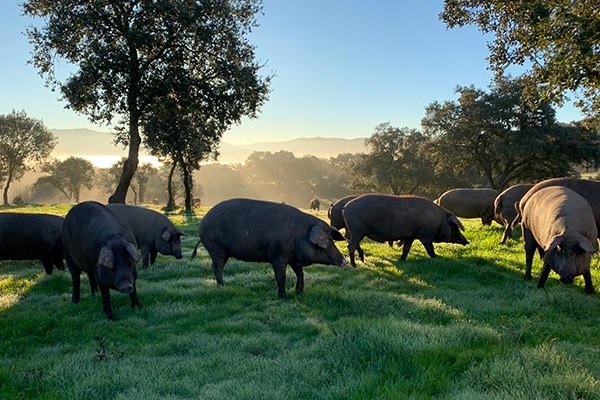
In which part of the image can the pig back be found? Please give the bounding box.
[343,194,448,239]
[522,186,598,249]
[436,188,498,219]
[200,198,330,260]
[0,213,64,259]
[63,201,137,271]
[519,177,600,236]
[494,183,534,221]
[328,195,358,230]
[106,204,172,246]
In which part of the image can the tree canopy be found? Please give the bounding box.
[0,110,56,205]
[24,0,271,203]
[35,157,95,203]
[440,0,600,116]
[421,77,600,189]
[351,123,436,196]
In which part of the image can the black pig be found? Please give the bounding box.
[192,198,348,298]
[0,213,64,274]
[106,204,184,268]
[343,194,468,265]
[62,201,140,320]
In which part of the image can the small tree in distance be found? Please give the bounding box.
[0,110,56,205]
[34,157,95,203]
[351,123,436,196]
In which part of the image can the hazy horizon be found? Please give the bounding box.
[50,128,369,167]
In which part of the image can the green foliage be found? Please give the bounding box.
[351,123,436,196]
[1,205,599,399]
[0,110,56,205]
[440,0,600,116]
[23,0,270,203]
[422,77,600,189]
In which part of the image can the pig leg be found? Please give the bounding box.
[207,249,228,286]
[88,271,98,295]
[53,257,65,271]
[150,249,158,266]
[499,223,511,244]
[420,240,436,258]
[70,270,81,304]
[357,244,364,263]
[129,286,142,308]
[348,235,365,267]
[41,259,54,275]
[400,239,415,261]
[98,284,115,320]
[141,248,150,269]
[522,228,537,281]
[537,261,552,289]
[66,255,81,304]
[290,264,304,294]
[583,270,595,294]
[272,260,288,299]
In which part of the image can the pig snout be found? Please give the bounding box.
[175,253,183,259]
[338,258,349,267]
[117,281,135,293]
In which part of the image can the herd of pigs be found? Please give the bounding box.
[0,176,597,320]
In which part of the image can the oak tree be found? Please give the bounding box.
[35,157,95,203]
[24,0,270,203]
[421,78,600,189]
[351,123,435,196]
[0,110,56,205]
[440,1,600,115]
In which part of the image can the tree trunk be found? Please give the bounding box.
[138,184,145,205]
[108,129,140,203]
[130,185,138,205]
[2,185,8,206]
[109,53,141,204]
[181,162,193,214]
[3,167,13,206]
[165,161,177,211]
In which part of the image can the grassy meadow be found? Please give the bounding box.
[0,203,599,399]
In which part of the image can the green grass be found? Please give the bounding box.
[1,205,599,399]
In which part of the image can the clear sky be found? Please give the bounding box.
[0,1,584,146]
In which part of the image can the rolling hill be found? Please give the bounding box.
[50,129,368,166]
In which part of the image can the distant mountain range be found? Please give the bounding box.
[50,129,368,166]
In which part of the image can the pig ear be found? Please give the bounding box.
[330,226,346,241]
[577,235,597,253]
[449,215,465,231]
[309,225,329,249]
[126,242,140,262]
[161,229,171,242]
[97,247,114,269]
[545,235,563,253]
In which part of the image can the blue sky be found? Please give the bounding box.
[0,1,583,145]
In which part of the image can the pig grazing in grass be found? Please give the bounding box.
[0,213,64,274]
[106,204,184,268]
[343,194,469,265]
[192,198,348,299]
[521,186,597,293]
[493,183,534,244]
[63,201,141,320]
[435,188,500,225]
